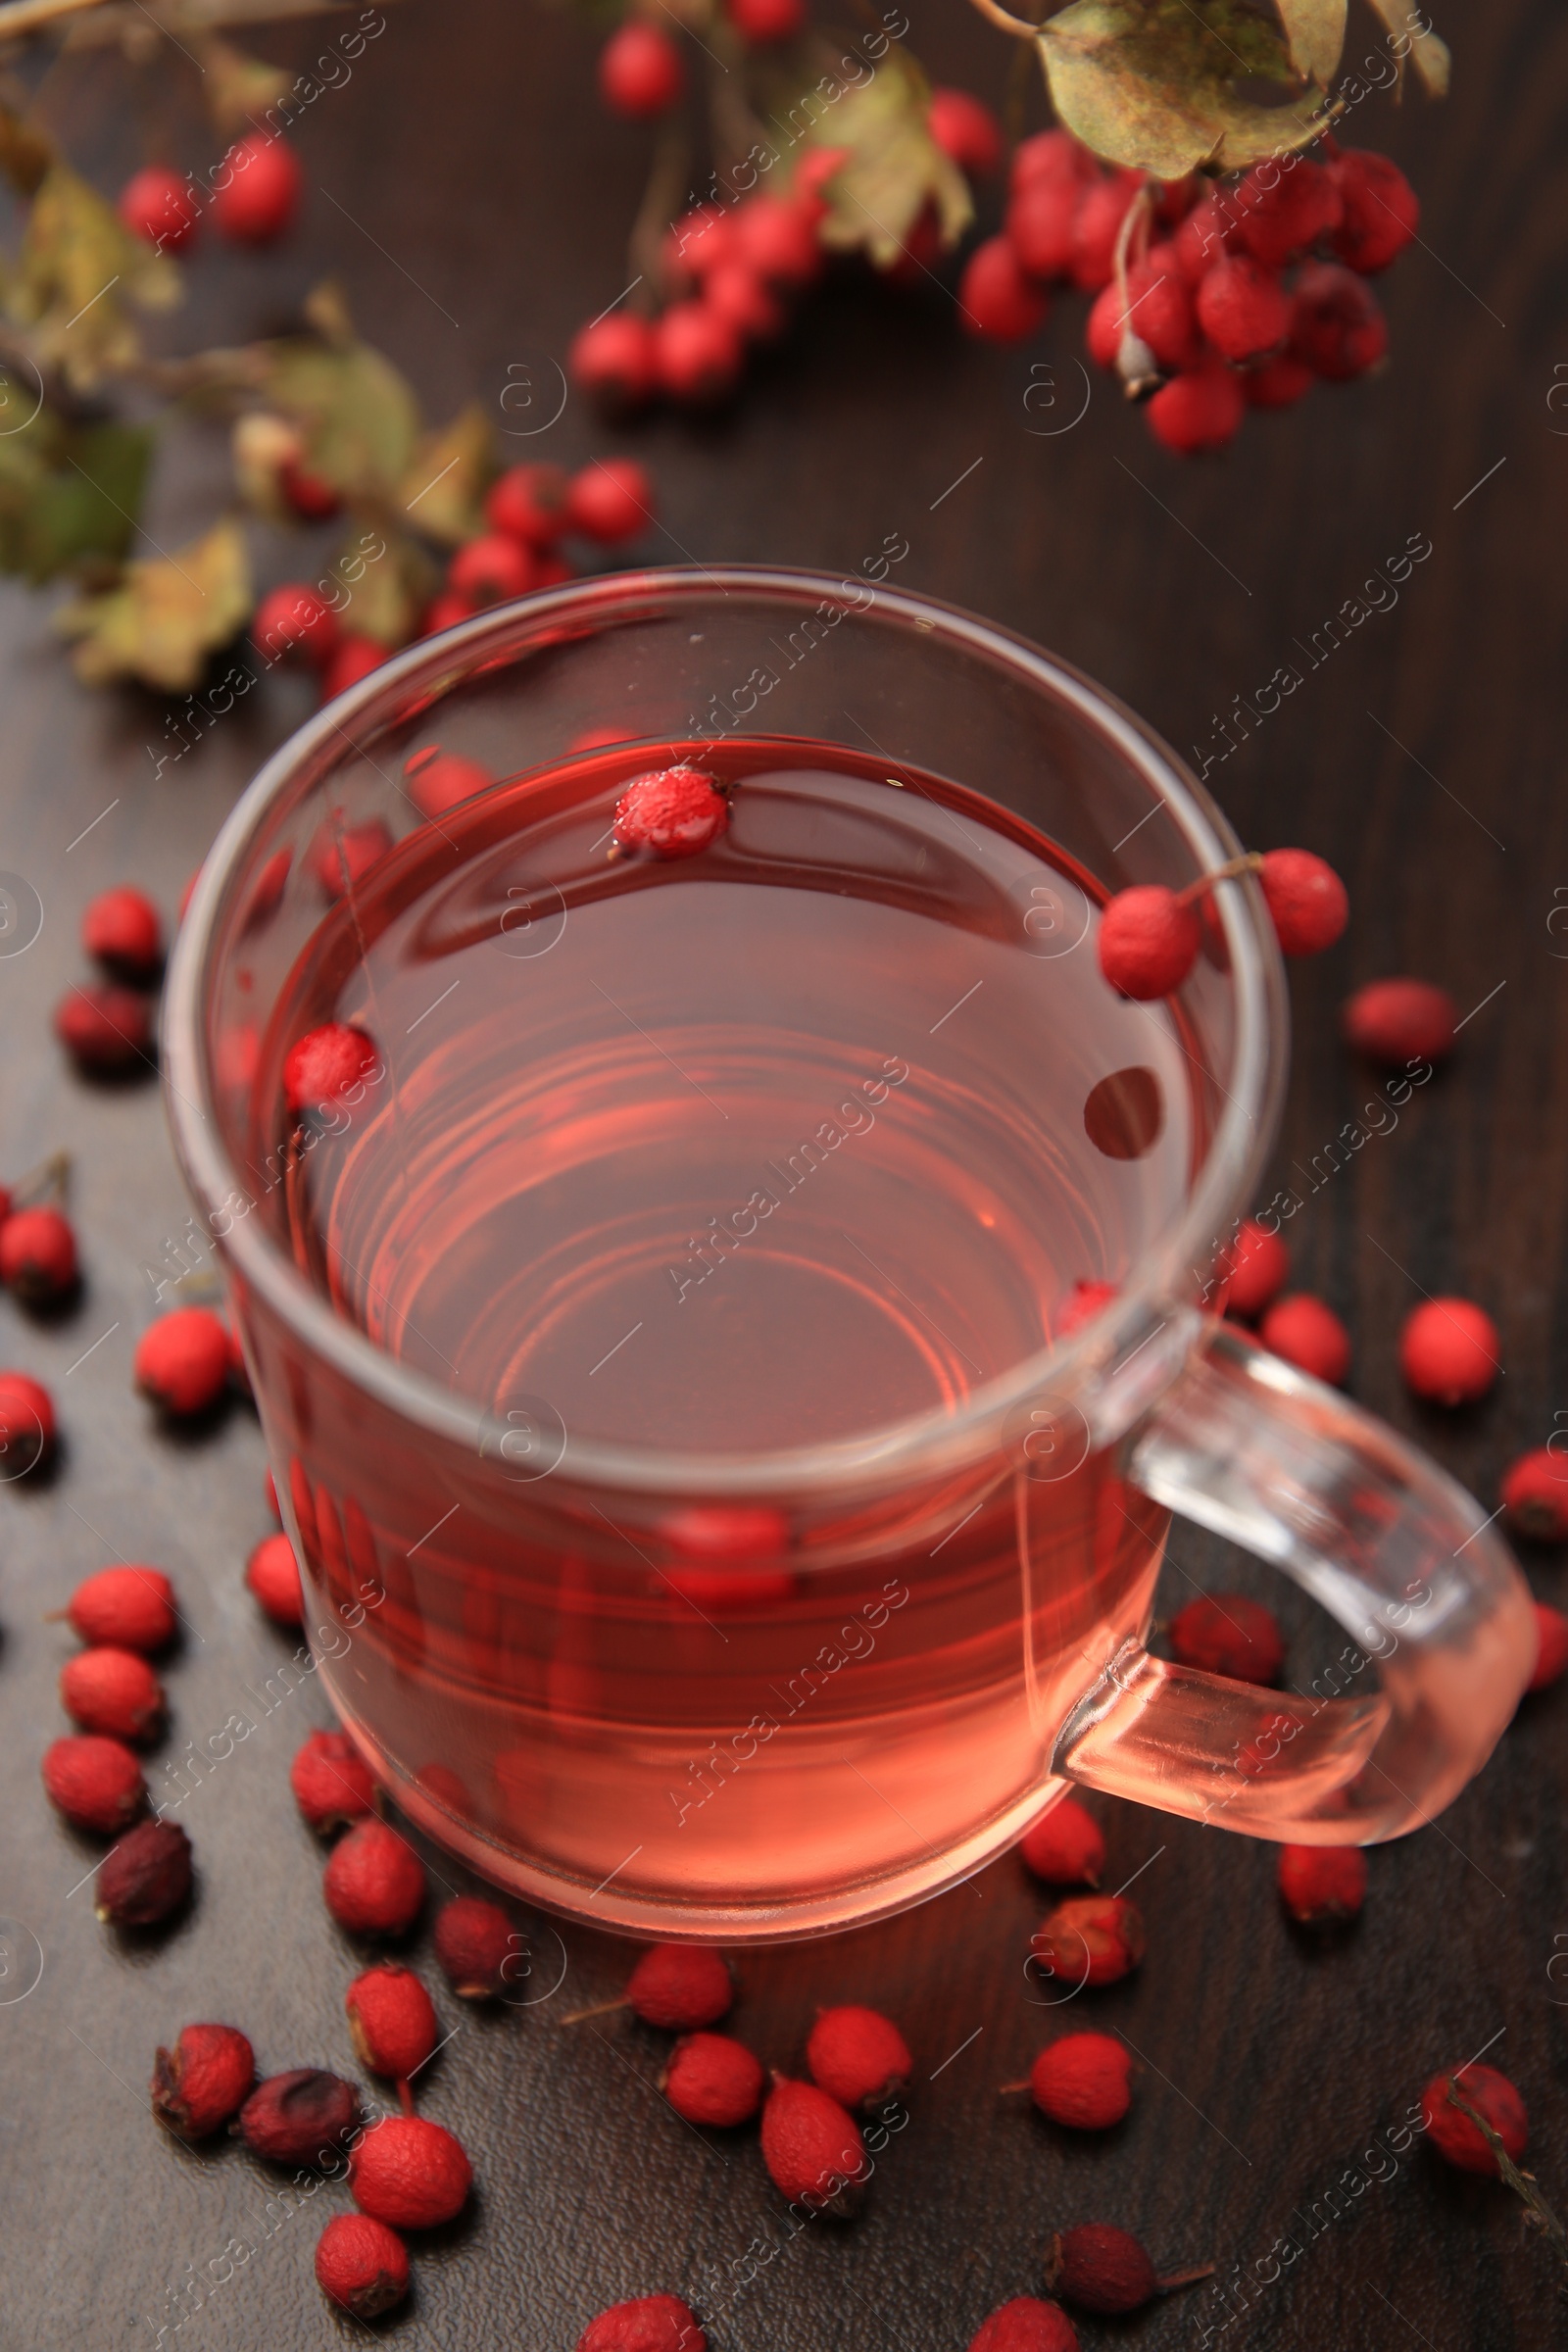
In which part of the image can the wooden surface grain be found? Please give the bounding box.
[2,2,1565,2345]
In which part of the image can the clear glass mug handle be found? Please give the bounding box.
[1053,1323,1538,1842]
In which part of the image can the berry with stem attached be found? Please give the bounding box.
[1019,1794,1104,1886]
[565,1942,734,2030]
[760,2076,867,2215]
[1259,1293,1351,1385]
[291,1729,377,1833]
[96,1820,192,1925]
[324,1819,427,1937]
[968,2298,1079,2352]
[43,1734,146,1833]
[61,1647,165,1743]
[346,1964,439,2083]
[807,2005,910,2112]
[0,1205,78,1306]
[1341,977,1457,1066]
[65,1563,174,1651]
[434,1894,518,1998]
[1169,1592,1283,1684]
[134,1307,229,1416]
[1031,1895,1144,1988]
[246,1532,304,1628]
[1045,2224,1212,2315]
[1500,1448,1568,1544]
[662,2032,766,2127]
[1277,1843,1367,1924]
[1420,2064,1527,2175]
[239,2069,361,2167]
[212,133,302,243]
[1020,2032,1133,2130]
[83,885,163,981]
[1257,848,1348,955]
[577,2295,708,2352]
[1398,1298,1500,1405]
[315,2212,410,2320]
[350,2114,472,2227]
[598,22,684,119]
[152,2023,255,2137]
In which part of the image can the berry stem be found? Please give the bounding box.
[630,118,691,307]
[396,2079,416,2118]
[13,1149,71,1206]
[558,1994,631,2027]
[1446,2085,1568,2278]
[1154,2264,1218,2294]
[1173,852,1264,910]
[963,0,1041,36]
[997,2078,1031,2094]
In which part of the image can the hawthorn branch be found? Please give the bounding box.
[1446,2085,1568,2282]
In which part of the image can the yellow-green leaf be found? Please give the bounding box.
[1361,0,1449,94]
[1040,0,1332,177]
[397,404,495,546]
[197,35,295,137]
[259,331,419,504]
[9,165,180,392]
[804,48,973,266]
[1276,0,1347,83]
[57,517,251,692]
[328,522,435,647]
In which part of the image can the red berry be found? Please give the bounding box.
[1224,1219,1290,1319]
[320,634,390,700]
[760,2076,866,2214]
[1330,149,1419,274]
[43,1733,146,1833]
[315,817,395,905]
[1501,1448,1568,1544]
[486,462,569,548]
[1245,353,1314,409]
[1010,129,1096,193]
[577,2295,707,2352]
[664,204,736,285]
[1028,2032,1133,2130]
[66,1563,174,1651]
[807,2005,911,2111]
[246,1531,304,1627]
[1232,158,1342,268]
[1196,253,1290,361]
[404,746,495,820]
[1341,977,1457,1066]
[1118,248,1200,368]
[240,2069,360,2167]
[346,1963,439,2082]
[625,1943,733,2030]
[54,981,153,1075]
[422,589,477,637]
[1169,1592,1283,1684]
[134,1306,229,1417]
[0,1204,77,1305]
[968,2297,1080,2352]
[599,21,684,118]
[1399,1298,1499,1405]
[565,459,655,544]
[350,2113,471,2228]
[324,1818,426,1937]
[1528,1600,1568,1692]
[290,1728,377,1832]
[1006,174,1079,282]
[212,133,301,243]
[434,1894,519,1998]
[449,532,536,606]
[152,2022,255,2137]
[1031,1895,1145,1988]
[1291,260,1388,379]
[119,164,200,253]
[61,1647,164,1743]
[569,312,661,410]
[660,1502,794,1609]
[315,2212,410,2320]
[880,203,943,287]
[1097,885,1200,999]
[733,193,820,289]
[253,582,340,664]
[0,1367,54,1475]
[1056,1280,1116,1338]
[614,764,728,858]
[1045,2224,1161,2315]
[282,1021,378,1115]
[1258,847,1348,955]
[83,884,163,980]
[1277,1843,1367,1924]
[706,260,785,343]
[1147,362,1246,453]
[959,235,1049,342]
[726,0,805,38]
[1019,1794,1104,1886]
[275,461,338,523]
[655,301,743,403]
[1070,174,1142,291]
[96,1819,192,1925]
[1085,282,1124,371]
[1259,1293,1351,1386]
[1172,187,1237,282]
[662,2031,766,2126]
[1419,2063,1527,2176]
[928,86,1002,178]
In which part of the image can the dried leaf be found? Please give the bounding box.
[800,48,973,266]
[57,516,251,692]
[1040,0,1332,177]
[0,416,152,585]
[328,522,434,646]
[258,328,419,503]
[1275,0,1346,82]
[397,403,494,546]
[9,165,180,392]
[197,34,294,136]
[1360,0,1449,94]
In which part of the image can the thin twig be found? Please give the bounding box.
[1446,2083,1568,2281]
[627,117,690,309]
[965,0,1040,39]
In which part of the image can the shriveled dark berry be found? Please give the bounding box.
[96,1819,192,1925]
[239,2068,361,2167]
[433,1893,518,1998]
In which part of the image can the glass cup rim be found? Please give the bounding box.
[165,564,1286,1497]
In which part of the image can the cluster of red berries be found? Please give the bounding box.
[42,1565,192,1927]
[1097,845,1348,1001]
[118,132,303,257]
[964,131,1415,453]
[53,883,165,1078]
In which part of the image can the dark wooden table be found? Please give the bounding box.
[3,2,1563,2344]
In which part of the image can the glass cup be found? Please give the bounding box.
[165,568,1536,1941]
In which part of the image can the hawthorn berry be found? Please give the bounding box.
[309,817,394,906]
[279,458,340,520]
[614,764,728,858]
[212,133,302,243]
[346,1963,440,2082]
[1398,1298,1499,1405]
[1232,159,1342,269]
[61,1647,165,1743]
[1169,1592,1283,1685]
[66,1563,174,1651]
[97,1819,193,1926]
[569,312,661,410]
[599,21,684,119]
[291,1728,377,1833]
[626,1942,733,2030]
[659,1504,793,1614]
[0,1205,78,1306]
[929,87,1003,178]
[1245,353,1315,409]
[1019,1793,1104,1886]
[320,634,390,701]
[1096,885,1200,999]
[246,1531,304,1627]
[733,194,820,289]
[1146,362,1246,453]
[282,1020,378,1116]
[315,2212,410,2320]
[655,301,743,403]
[959,236,1048,342]
[1500,1447,1568,1544]
[119,164,200,253]
[662,2031,766,2126]
[565,460,654,544]
[1258,848,1348,955]
[1291,261,1388,379]
[449,532,535,606]
[1027,2032,1133,2130]
[486,462,569,548]
[1070,175,1141,291]
[1115,251,1200,370]
[1224,1219,1290,1319]
[1010,129,1096,194]
[577,2295,708,2352]
[968,2297,1079,2352]
[760,2076,867,2215]
[0,1368,54,1474]
[1526,1600,1568,1693]
[1259,1293,1351,1386]
[1006,175,1080,283]
[43,1734,146,1834]
[240,2069,361,2167]
[706,260,785,343]
[423,589,477,636]
[351,2113,472,2228]
[807,2005,910,2112]
[253,583,341,665]
[664,204,737,284]
[1277,1843,1367,1925]
[1172,188,1236,281]
[1045,2224,1203,2315]
[1032,1895,1145,1988]
[83,884,163,981]
[1341,977,1457,1066]
[1419,2063,1527,2176]
[54,981,153,1076]
[1196,254,1290,361]
[1330,150,1419,274]
[135,1306,229,1417]
[324,1818,427,1937]
[152,2023,256,2137]
[726,0,805,38]
[434,1893,519,1998]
